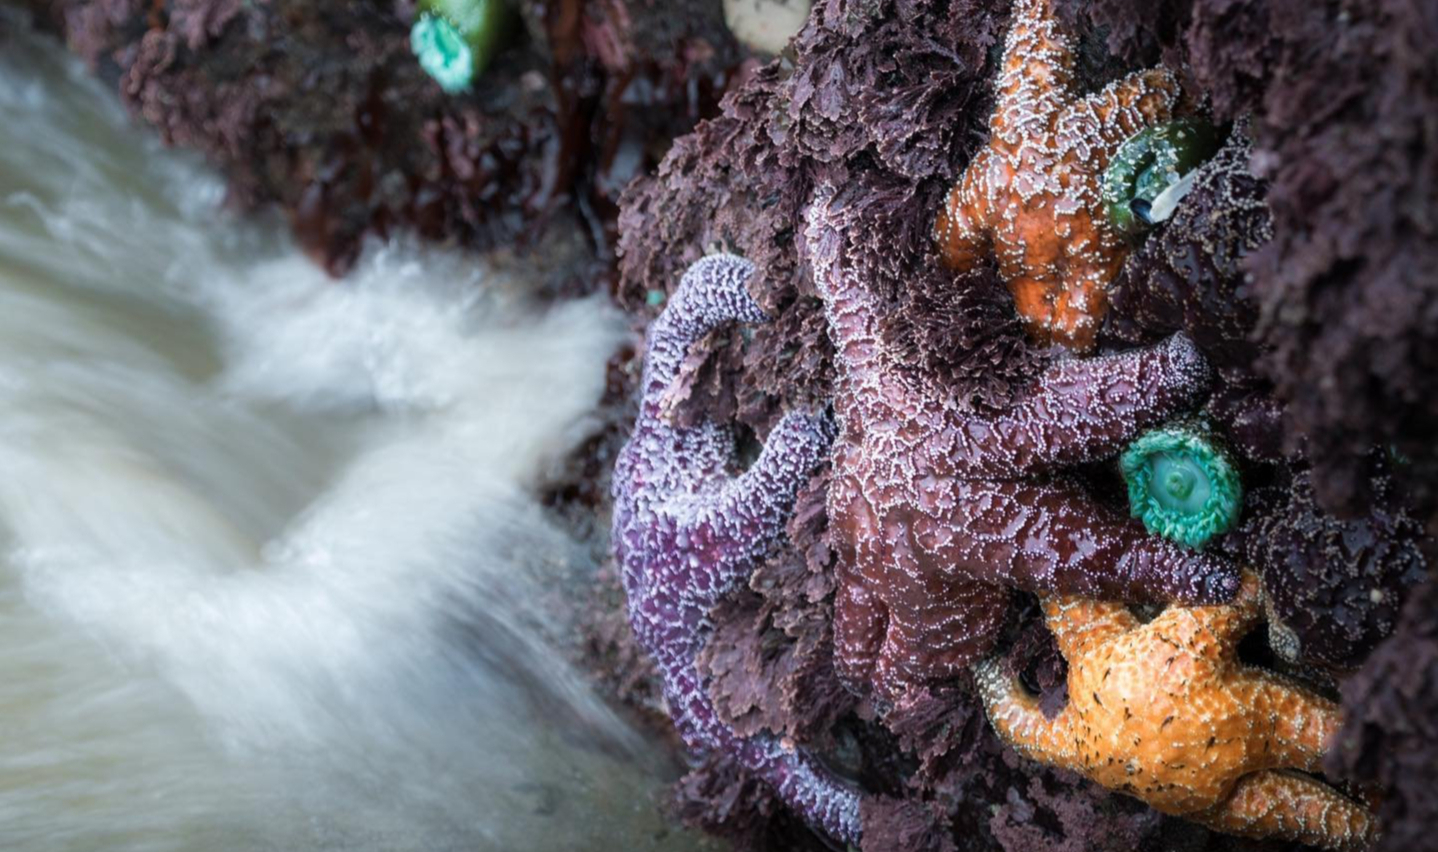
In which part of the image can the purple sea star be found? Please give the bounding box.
[805,185,1240,702]
[611,254,863,844]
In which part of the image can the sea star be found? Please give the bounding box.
[805,185,1239,702]
[975,573,1376,851]
[611,254,862,844]
[933,0,1182,352]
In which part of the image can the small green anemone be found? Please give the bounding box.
[1102,118,1221,237]
[411,0,515,94]
[1120,423,1241,549]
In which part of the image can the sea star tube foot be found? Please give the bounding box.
[976,573,1375,851]
[806,185,1239,702]
[611,253,862,844]
[933,0,1183,352]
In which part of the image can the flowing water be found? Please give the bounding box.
[0,21,706,852]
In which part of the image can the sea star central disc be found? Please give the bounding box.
[806,185,1239,702]
[934,0,1181,351]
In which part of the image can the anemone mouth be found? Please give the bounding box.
[1102,119,1221,237]
[411,13,475,94]
[1121,425,1242,549]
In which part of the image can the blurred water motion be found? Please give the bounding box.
[0,21,701,852]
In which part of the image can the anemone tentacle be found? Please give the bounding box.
[1103,118,1222,235]
[1121,422,1242,549]
[411,0,515,93]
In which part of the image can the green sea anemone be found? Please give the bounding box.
[1121,423,1241,549]
[1102,119,1221,237]
[411,0,515,94]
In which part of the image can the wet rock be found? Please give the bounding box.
[613,1,1435,849]
[26,0,742,282]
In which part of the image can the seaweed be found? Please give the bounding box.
[1066,0,1438,518]
[27,0,741,282]
[613,1,1434,849]
[1328,569,1438,852]
[1249,467,1427,671]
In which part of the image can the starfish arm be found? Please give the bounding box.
[874,620,920,699]
[974,656,1080,771]
[619,254,768,500]
[994,0,1077,137]
[1046,258,1124,353]
[971,480,1241,604]
[935,151,993,270]
[833,558,887,693]
[665,669,864,845]
[1075,67,1182,151]
[1146,571,1265,655]
[806,185,904,421]
[725,732,864,844]
[1238,673,1344,775]
[976,332,1213,476]
[638,254,767,425]
[1041,595,1138,660]
[689,409,835,605]
[1197,770,1376,852]
[1005,273,1062,346]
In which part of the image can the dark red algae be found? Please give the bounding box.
[24,0,744,287]
[615,1,1434,851]
[25,0,1438,849]
[1057,0,1438,521]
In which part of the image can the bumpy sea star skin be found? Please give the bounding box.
[610,254,862,844]
[933,0,1181,352]
[806,186,1240,702]
[976,573,1376,851]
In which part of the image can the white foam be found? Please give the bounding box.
[0,21,693,852]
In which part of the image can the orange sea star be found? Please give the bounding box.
[934,0,1181,351]
[976,573,1376,851]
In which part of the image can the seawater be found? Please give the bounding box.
[0,20,703,852]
